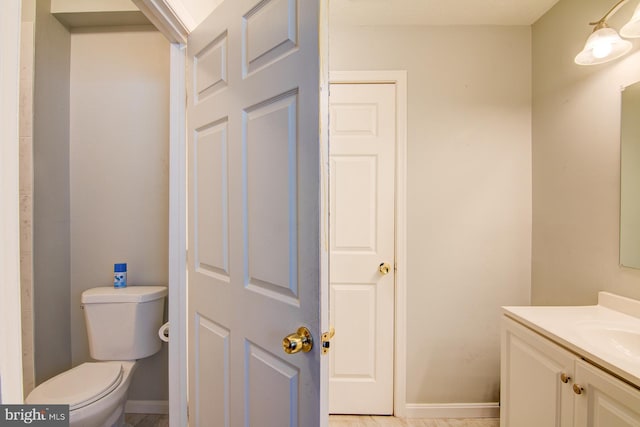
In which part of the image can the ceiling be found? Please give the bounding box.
[329,0,562,26]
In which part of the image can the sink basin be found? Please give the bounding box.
[576,321,640,360]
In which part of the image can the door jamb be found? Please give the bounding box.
[168,42,188,427]
[329,70,408,417]
[133,2,189,425]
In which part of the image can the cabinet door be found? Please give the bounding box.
[501,317,575,427]
[574,359,640,427]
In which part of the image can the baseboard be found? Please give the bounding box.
[125,400,169,414]
[123,400,499,418]
[404,402,500,419]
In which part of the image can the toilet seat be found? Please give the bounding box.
[26,362,123,411]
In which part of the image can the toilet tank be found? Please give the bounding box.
[81,286,167,361]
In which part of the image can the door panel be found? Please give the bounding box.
[245,92,298,303]
[194,315,230,427]
[194,120,229,279]
[329,83,396,415]
[187,0,324,425]
[243,0,297,75]
[246,341,300,427]
[331,284,376,377]
[333,157,377,250]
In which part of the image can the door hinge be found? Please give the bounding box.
[321,328,335,355]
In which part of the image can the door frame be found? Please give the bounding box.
[167,42,188,427]
[134,1,189,425]
[329,70,408,416]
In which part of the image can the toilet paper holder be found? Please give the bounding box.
[158,322,170,343]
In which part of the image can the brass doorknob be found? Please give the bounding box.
[282,327,313,354]
[379,262,391,275]
[560,373,571,383]
[573,384,584,395]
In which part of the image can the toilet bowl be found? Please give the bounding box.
[26,361,137,427]
[25,286,167,427]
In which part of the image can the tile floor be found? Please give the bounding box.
[125,414,499,427]
[125,413,169,427]
[329,416,499,427]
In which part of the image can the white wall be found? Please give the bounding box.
[532,0,640,306]
[69,28,170,401]
[330,25,532,408]
[166,0,221,31]
[0,0,25,404]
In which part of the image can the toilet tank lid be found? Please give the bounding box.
[81,286,167,304]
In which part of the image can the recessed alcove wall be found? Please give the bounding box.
[20,0,169,403]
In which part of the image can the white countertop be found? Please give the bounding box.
[503,292,640,388]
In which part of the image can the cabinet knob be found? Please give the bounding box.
[573,384,584,395]
[560,373,571,383]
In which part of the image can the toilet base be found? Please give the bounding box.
[65,361,137,427]
[101,402,125,427]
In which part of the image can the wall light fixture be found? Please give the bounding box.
[621,2,640,36]
[575,0,640,65]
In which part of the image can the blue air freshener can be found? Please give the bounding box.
[114,263,127,288]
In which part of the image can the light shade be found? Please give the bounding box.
[621,3,640,38]
[575,26,633,65]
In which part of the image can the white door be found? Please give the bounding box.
[186,0,326,425]
[329,83,396,414]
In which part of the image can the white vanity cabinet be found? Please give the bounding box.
[501,316,640,427]
[501,317,575,427]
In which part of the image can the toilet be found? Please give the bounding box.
[26,286,167,427]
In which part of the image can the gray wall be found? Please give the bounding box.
[69,28,170,401]
[532,0,640,305]
[330,25,532,406]
[33,0,72,386]
[20,0,36,396]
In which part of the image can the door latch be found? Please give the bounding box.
[321,328,335,355]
